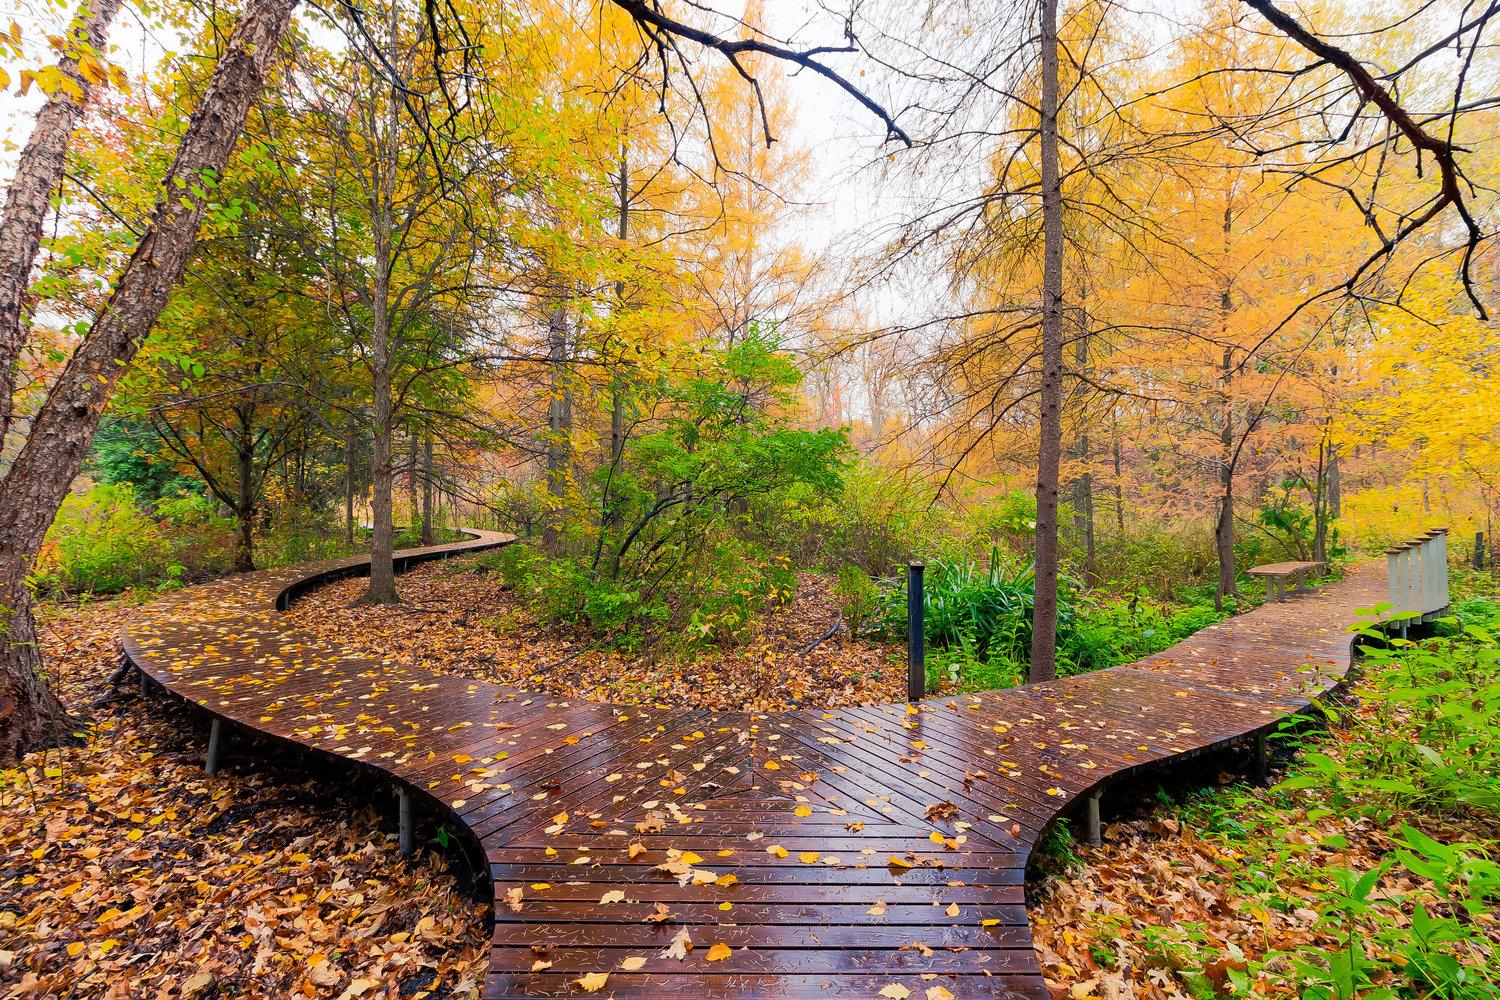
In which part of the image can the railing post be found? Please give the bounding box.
[907,563,925,702]
[1430,527,1449,610]
[1086,789,1102,847]
[1400,544,1416,624]
[1384,546,1401,621]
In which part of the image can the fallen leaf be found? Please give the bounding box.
[600,890,625,904]
[879,985,912,1000]
[574,972,609,992]
[620,956,647,971]
[705,942,733,961]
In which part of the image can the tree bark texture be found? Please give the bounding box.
[0,0,122,451]
[0,0,297,760]
[420,436,433,545]
[1028,0,1065,684]
[544,296,570,555]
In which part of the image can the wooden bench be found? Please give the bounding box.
[1247,560,1327,602]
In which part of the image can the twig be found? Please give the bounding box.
[799,611,843,655]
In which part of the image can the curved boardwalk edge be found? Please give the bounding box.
[123,538,1386,1000]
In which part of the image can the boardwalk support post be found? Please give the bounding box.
[1254,732,1268,785]
[1086,790,1102,847]
[205,719,224,775]
[138,664,149,699]
[398,788,414,857]
[907,563,925,702]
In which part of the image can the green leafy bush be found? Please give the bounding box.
[834,565,879,638]
[33,484,182,595]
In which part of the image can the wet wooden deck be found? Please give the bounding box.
[123,531,1385,998]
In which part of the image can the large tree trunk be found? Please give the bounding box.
[364,288,398,603]
[1028,0,1064,684]
[0,0,122,452]
[0,0,297,760]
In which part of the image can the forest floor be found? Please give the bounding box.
[282,562,909,711]
[0,598,490,1000]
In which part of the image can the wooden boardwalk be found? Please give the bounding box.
[123,532,1385,999]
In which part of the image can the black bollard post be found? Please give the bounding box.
[907,563,925,702]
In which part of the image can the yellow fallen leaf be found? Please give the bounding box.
[181,974,213,997]
[926,987,955,1000]
[679,852,704,864]
[793,805,812,817]
[530,882,551,890]
[798,851,820,864]
[620,956,647,971]
[628,843,647,859]
[453,754,472,763]
[763,760,780,770]
[767,845,788,858]
[574,972,609,992]
[125,829,142,841]
[887,856,914,868]
[945,902,960,917]
[714,874,738,886]
[531,959,552,972]
[981,918,1001,927]
[600,890,626,904]
[79,846,101,860]
[719,902,733,911]
[705,942,732,961]
[879,985,911,1000]
[928,832,945,844]
[67,942,85,957]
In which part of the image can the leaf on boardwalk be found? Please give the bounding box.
[879,985,911,999]
[574,972,609,991]
[659,927,691,959]
[705,942,732,961]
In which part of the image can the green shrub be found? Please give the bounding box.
[834,565,879,638]
[532,558,590,624]
[499,542,543,592]
[33,484,180,595]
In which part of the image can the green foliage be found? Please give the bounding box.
[834,566,879,638]
[537,328,844,652]
[89,419,202,505]
[755,462,940,576]
[33,485,190,596]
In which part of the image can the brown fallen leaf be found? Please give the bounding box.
[506,886,523,911]
[642,902,673,923]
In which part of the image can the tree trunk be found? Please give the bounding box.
[420,436,433,545]
[1029,0,1064,684]
[1215,200,1237,612]
[0,0,297,761]
[344,416,356,547]
[406,427,419,536]
[364,287,398,603]
[606,151,629,532]
[233,422,255,573]
[1071,307,1095,586]
[544,295,570,555]
[0,0,122,452]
